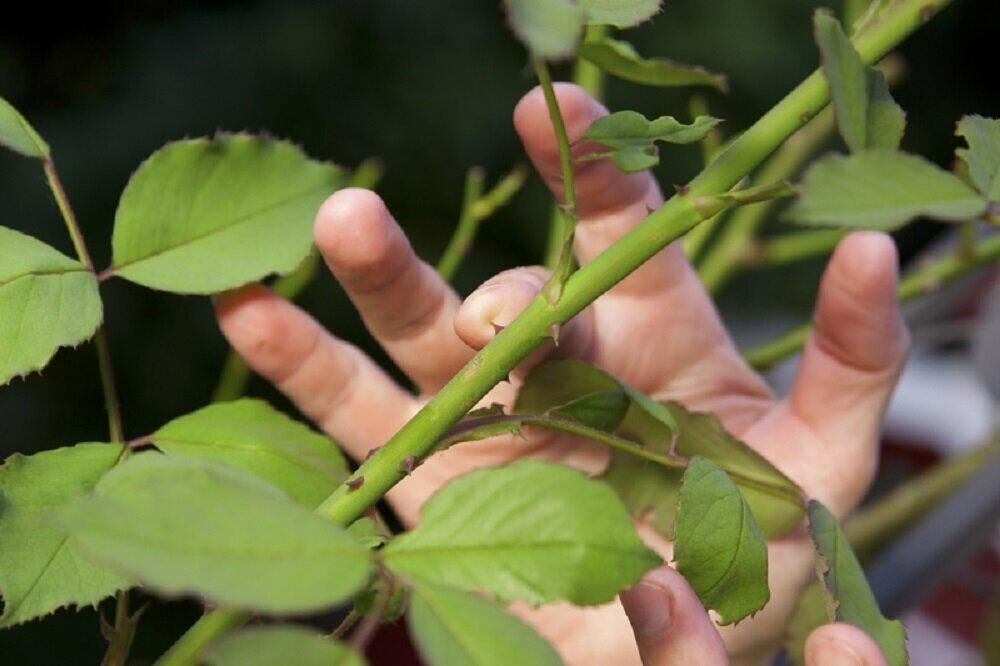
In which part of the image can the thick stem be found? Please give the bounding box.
[158,2,959,660]
[697,107,837,292]
[745,230,1000,369]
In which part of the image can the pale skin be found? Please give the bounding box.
[215,84,908,665]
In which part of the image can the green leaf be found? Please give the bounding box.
[788,150,987,230]
[54,453,372,614]
[577,0,661,27]
[0,227,102,385]
[674,457,769,624]
[204,626,366,666]
[346,517,389,550]
[583,111,721,172]
[516,360,803,538]
[408,584,562,666]
[577,38,727,91]
[956,115,1000,201]
[807,500,908,666]
[550,390,630,431]
[110,133,345,294]
[503,0,585,60]
[383,460,660,606]
[152,399,348,508]
[0,443,126,627]
[0,96,49,158]
[814,10,905,152]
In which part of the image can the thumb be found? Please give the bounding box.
[620,566,728,665]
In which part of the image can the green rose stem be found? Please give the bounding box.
[744,229,1000,370]
[42,158,132,664]
[156,2,958,662]
[544,24,608,269]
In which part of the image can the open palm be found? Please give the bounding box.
[216,85,908,665]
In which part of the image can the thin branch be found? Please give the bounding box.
[42,157,131,664]
[348,571,394,654]
[744,230,1000,370]
[328,611,359,641]
[744,228,846,268]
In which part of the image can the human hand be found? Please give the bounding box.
[215,84,909,664]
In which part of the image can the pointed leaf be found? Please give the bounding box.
[550,389,629,431]
[814,10,905,152]
[153,399,348,508]
[956,115,1000,201]
[503,0,585,60]
[578,38,727,91]
[110,134,345,294]
[674,457,769,624]
[0,443,126,627]
[0,96,49,158]
[788,150,987,230]
[204,627,366,666]
[808,501,908,666]
[54,453,372,614]
[408,584,562,666]
[383,460,660,606]
[0,227,102,385]
[577,0,661,28]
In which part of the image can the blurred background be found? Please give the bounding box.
[0,1,996,663]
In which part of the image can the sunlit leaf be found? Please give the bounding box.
[674,457,769,624]
[0,96,49,158]
[408,584,562,666]
[383,460,660,606]
[956,115,1000,201]
[577,0,661,28]
[204,626,365,666]
[808,501,907,666]
[153,399,348,508]
[110,133,345,294]
[55,453,372,614]
[503,0,585,60]
[578,38,727,91]
[0,227,102,385]
[0,443,126,627]
[584,111,720,172]
[814,10,905,152]
[788,150,987,230]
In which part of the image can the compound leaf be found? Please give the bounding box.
[808,500,907,666]
[204,626,365,666]
[0,443,126,627]
[110,134,345,294]
[788,150,987,230]
[153,399,348,508]
[0,96,49,158]
[0,227,102,385]
[814,10,905,152]
[674,457,769,625]
[383,460,660,606]
[408,584,562,666]
[577,38,727,91]
[54,453,372,614]
[516,360,804,538]
[956,115,1000,201]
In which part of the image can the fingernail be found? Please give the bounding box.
[621,582,673,640]
[807,637,864,666]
